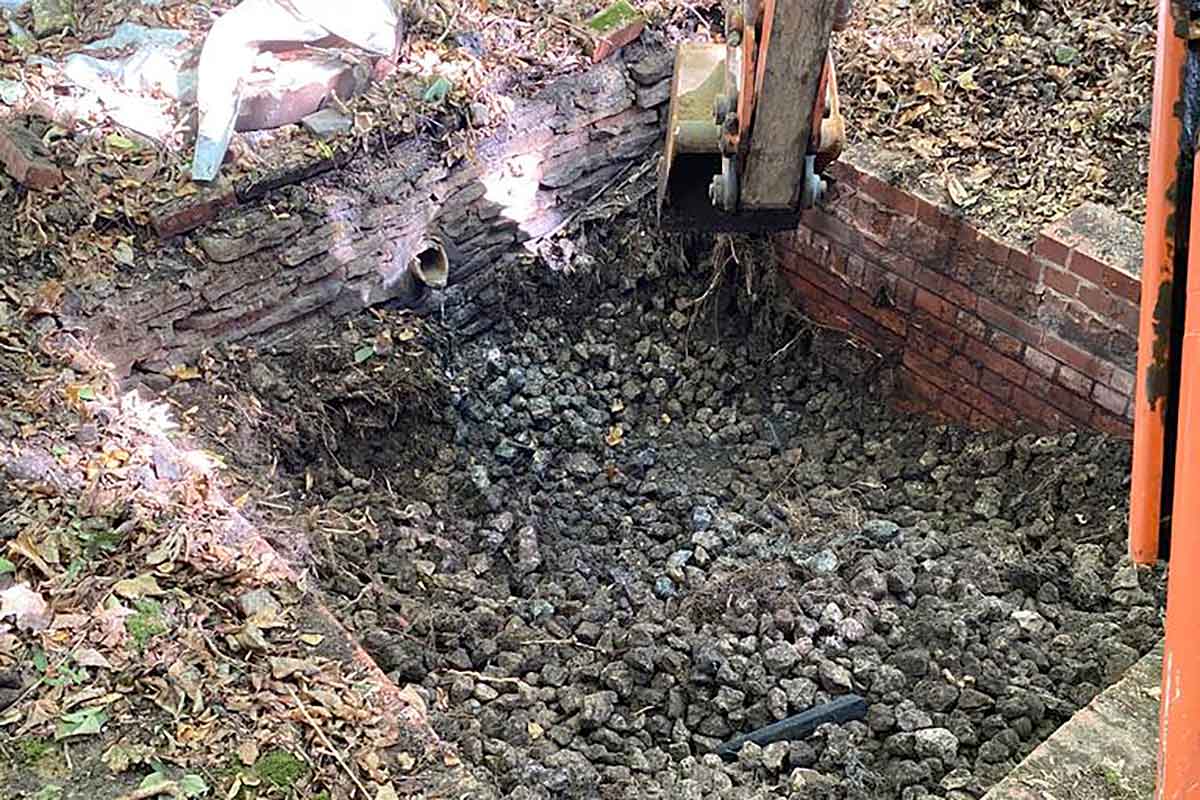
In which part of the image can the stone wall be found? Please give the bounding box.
[776,145,1142,437]
[87,44,675,384]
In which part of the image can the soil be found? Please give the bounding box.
[832,0,1156,244]
[162,201,1166,799]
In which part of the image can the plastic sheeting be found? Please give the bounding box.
[192,0,401,181]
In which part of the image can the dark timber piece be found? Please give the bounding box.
[740,0,839,210]
[713,694,868,759]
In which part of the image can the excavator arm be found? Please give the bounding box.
[656,0,848,233]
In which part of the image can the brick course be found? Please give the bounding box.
[779,146,1140,437]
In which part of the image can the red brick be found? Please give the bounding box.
[909,330,954,363]
[1103,266,1142,304]
[1092,409,1134,438]
[826,160,861,188]
[0,124,66,190]
[975,233,1013,269]
[914,287,960,322]
[962,336,1029,385]
[1078,283,1118,319]
[880,248,921,284]
[1008,250,1043,283]
[1056,363,1093,398]
[592,16,645,62]
[969,409,997,427]
[788,256,851,302]
[845,253,870,288]
[1033,231,1071,267]
[991,330,1024,359]
[846,285,907,339]
[789,275,852,332]
[940,277,977,311]
[914,195,949,230]
[1068,249,1106,285]
[894,278,917,311]
[804,210,861,254]
[1043,266,1079,298]
[1093,382,1130,417]
[1109,367,1135,396]
[980,368,1015,401]
[972,382,1024,425]
[1011,386,1070,429]
[957,309,988,342]
[1024,347,1059,379]
[858,171,919,216]
[1113,297,1140,335]
[904,348,955,390]
[897,368,973,423]
[151,180,238,238]
[791,275,892,350]
[1044,382,1095,423]
[911,310,965,350]
[1043,334,1102,376]
[977,297,1043,346]
[948,353,979,382]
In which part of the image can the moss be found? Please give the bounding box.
[253,750,307,790]
[1098,763,1126,793]
[587,0,643,35]
[16,737,53,764]
[126,599,167,650]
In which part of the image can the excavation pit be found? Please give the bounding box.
[156,209,1165,800]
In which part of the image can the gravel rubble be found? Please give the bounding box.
[291,221,1166,799]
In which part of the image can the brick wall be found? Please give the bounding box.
[776,144,1142,438]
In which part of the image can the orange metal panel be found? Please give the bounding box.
[1157,157,1200,800]
[1130,0,1187,566]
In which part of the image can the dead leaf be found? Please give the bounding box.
[167,365,201,381]
[74,648,113,670]
[114,241,135,266]
[237,739,260,766]
[0,583,52,632]
[113,574,164,600]
[946,175,972,207]
[605,425,623,447]
[898,102,931,127]
[298,633,324,647]
[269,656,320,680]
[9,531,57,577]
[27,279,64,317]
[914,77,945,104]
[396,685,428,717]
[233,622,271,652]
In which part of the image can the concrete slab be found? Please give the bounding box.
[983,641,1162,800]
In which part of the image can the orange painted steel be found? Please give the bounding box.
[1130,0,1187,566]
[1158,157,1200,800]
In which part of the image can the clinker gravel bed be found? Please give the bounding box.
[180,211,1166,799]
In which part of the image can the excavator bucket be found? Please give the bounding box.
[656,0,845,234]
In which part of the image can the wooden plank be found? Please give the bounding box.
[740,0,839,210]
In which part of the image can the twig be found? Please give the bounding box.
[444,669,527,687]
[520,637,602,652]
[286,685,371,799]
[0,632,87,714]
[115,782,180,800]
